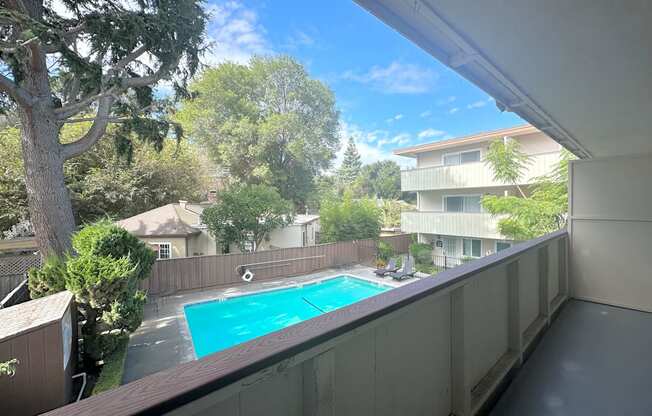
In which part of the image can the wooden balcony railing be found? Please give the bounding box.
[47,230,568,416]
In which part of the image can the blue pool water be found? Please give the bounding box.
[184,276,389,358]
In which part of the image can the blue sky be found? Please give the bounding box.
[204,0,524,167]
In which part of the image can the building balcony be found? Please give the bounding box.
[401,211,505,240]
[401,151,560,192]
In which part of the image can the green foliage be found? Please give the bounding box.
[356,160,402,200]
[410,243,433,265]
[0,359,19,378]
[377,241,394,262]
[91,335,129,395]
[483,148,573,240]
[0,128,28,232]
[484,138,532,185]
[1,0,207,145]
[175,56,340,208]
[378,199,415,228]
[201,184,294,252]
[28,256,68,299]
[319,194,381,243]
[338,138,362,188]
[27,221,155,361]
[0,125,209,233]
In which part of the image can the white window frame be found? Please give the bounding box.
[441,148,482,166]
[495,241,512,252]
[151,242,172,260]
[442,194,483,213]
[462,238,482,258]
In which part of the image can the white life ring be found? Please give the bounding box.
[242,268,254,282]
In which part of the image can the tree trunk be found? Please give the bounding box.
[19,103,76,258]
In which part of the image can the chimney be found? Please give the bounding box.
[207,190,218,204]
[179,200,188,210]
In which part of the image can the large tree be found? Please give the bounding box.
[175,56,340,209]
[356,160,401,199]
[201,184,294,253]
[0,124,209,232]
[338,137,362,187]
[0,0,207,257]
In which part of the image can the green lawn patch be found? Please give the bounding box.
[92,335,129,395]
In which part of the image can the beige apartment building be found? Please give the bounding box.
[395,124,562,261]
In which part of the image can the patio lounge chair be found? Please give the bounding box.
[374,258,399,276]
[390,256,415,281]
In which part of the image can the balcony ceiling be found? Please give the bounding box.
[355,0,652,159]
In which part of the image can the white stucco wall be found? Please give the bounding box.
[569,154,652,312]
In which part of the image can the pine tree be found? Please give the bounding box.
[338,137,362,187]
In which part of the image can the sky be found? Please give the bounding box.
[203,0,525,167]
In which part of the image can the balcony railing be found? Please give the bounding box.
[401,211,505,240]
[401,151,561,192]
[48,230,568,416]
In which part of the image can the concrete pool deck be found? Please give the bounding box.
[122,264,419,384]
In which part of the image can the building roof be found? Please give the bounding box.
[116,203,201,237]
[293,214,320,225]
[393,124,538,158]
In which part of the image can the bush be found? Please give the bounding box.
[27,220,155,362]
[92,335,129,395]
[320,193,381,242]
[28,256,67,299]
[377,241,394,262]
[410,243,433,265]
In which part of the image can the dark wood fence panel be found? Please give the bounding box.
[141,235,412,296]
[0,254,40,300]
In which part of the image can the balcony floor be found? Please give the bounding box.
[492,299,652,415]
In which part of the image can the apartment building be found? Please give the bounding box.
[395,124,562,260]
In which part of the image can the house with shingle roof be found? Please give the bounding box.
[116,201,320,259]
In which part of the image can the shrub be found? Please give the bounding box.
[410,243,433,265]
[320,193,381,242]
[377,241,394,262]
[27,220,155,362]
[91,335,129,395]
[28,256,67,299]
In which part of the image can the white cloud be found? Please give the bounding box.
[204,1,271,65]
[417,128,445,139]
[449,107,459,114]
[342,61,438,94]
[437,96,457,106]
[385,113,404,124]
[419,110,432,118]
[467,100,488,109]
[335,122,415,169]
[284,30,316,49]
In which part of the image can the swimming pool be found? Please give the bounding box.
[184,276,390,358]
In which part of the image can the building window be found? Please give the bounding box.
[444,195,482,213]
[443,149,481,166]
[496,241,512,252]
[302,229,307,247]
[463,238,481,258]
[152,242,171,260]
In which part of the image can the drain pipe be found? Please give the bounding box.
[72,372,87,402]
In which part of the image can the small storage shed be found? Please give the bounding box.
[0,291,75,415]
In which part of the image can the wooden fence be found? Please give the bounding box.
[0,254,40,300]
[142,234,412,297]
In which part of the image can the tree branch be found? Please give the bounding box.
[112,45,148,71]
[0,73,33,106]
[61,95,114,160]
[55,88,117,120]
